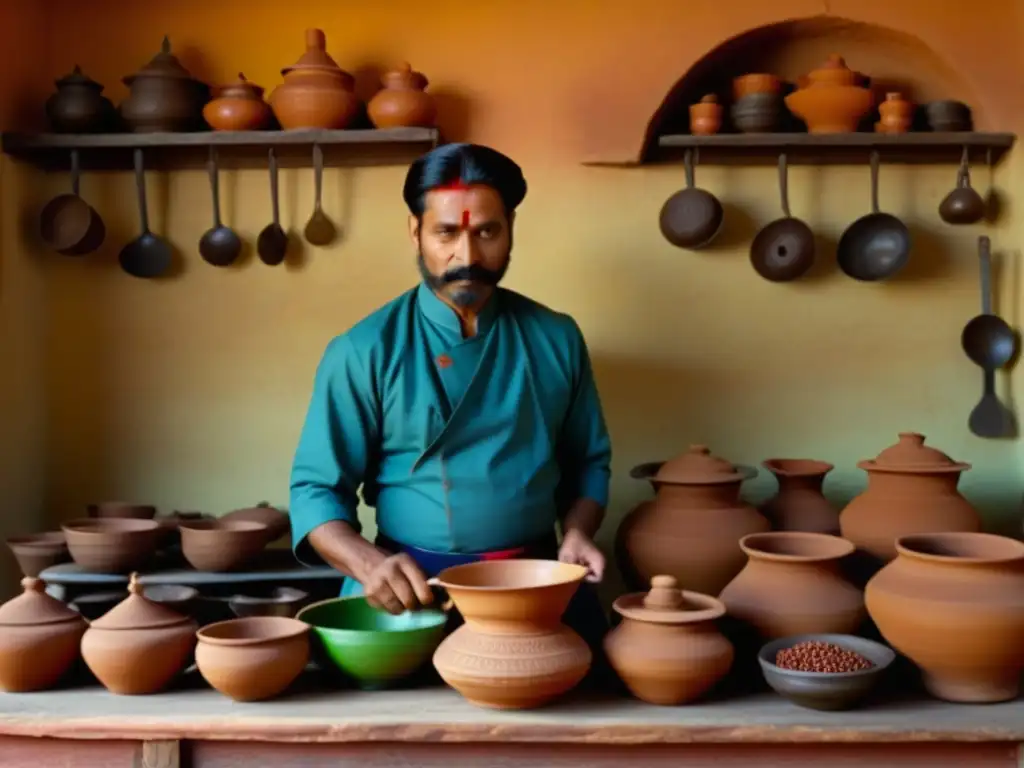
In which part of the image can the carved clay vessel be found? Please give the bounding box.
[0,577,87,691]
[615,446,769,595]
[269,28,360,130]
[688,94,722,136]
[784,54,873,133]
[719,532,865,639]
[760,459,839,534]
[604,575,733,705]
[839,432,980,564]
[432,560,592,709]
[203,74,273,131]
[120,36,209,132]
[866,532,1024,703]
[80,573,197,694]
[367,62,437,129]
[45,65,115,133]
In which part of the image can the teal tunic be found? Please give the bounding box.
[289,282,612,569]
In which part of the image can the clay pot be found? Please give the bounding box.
[839,432,981,564]
[865,532,1024,703]
[220,503,290,542]
[0,577,87,691]
[178,519,268,571]
[6,532,70,577]
[121,36,209,133]
[785,55,873,134]
[731,93,783,133]
[89,502,157,520]
[196,616,311,701]
[720,532,865,639]
[269,28,360,130]
[45,65,115,133]
[733,73,781,100]
[615,445,769,595]
[431,560,592,709]
[61,518,161,573]
[81,573,197,694]
[760,459,839,534]
[688,94,722,136]
[604,575,733,705]
[203,74,273,131]
[367,62,437,129]
[876,92,912,134]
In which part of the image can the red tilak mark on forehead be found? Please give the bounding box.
[461,209,471,228]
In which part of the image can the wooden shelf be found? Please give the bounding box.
[0,127,440,171]
[641,131,1016,166]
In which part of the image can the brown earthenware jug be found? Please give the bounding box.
[839,433,980,565]
[80,572,197,695]
[719,532,865,640]
[203,74,273,131]
[604,575,733,705]
[760,458,839,534]
[0,577,87,692]
[865,532,1024,703]
[120,36,209,132]
[367,62,437,129]
[615,445,769,595]
[45,65,115,133]
[269,28,360,130]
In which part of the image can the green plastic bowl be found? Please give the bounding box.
[297,596,448,689]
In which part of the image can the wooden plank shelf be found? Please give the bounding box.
[0,127,440,172]
[645,131,1017,166]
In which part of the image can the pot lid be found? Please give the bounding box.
[55,65,103,90]
[125,36,194,81]
[0,577,84,626]
[215,73,265,100]
[282,28,348,75]
[90,573,194,630]
[654,444,747,484]
[612,575,726,624]
[382,62,428,89]
[806,54,857,87]
[858,432,971,474]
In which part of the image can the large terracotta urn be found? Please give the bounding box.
[839,433,981,564]
[760,458,839,534]
[865,532,1024,703]
[615,445,769,595]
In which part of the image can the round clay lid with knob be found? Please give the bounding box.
[381,62,428,90]
[55,65,104,90]
[282,28,349,76]
[612,575,726,625]
[90,573,194,630]
[654,444,747,484]
[124,36,195,82]
[0,577,85,626]
[806,54,858,87]
[858,432,971,474]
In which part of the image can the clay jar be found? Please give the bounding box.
[203,74,273,131]
[120,36,209,132]
[688,94,722,136]
[45,65,115,133]
[720,532,865,640]
[0,577,87,691]
[865,532,1024,703]
[270,28,360,130]
[604,575,734,705]
[877,92,912,134]
[839,432,980,564]
[367,62,437,129]
[784,54,873,133]
[80,572,197,694]
[431,559,592,709]
[760,459,839,534]
[615,445,769,595]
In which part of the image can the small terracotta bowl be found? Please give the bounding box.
[62,518,161,573]
[178,519,269,572]
[6,532,70,577]
[196,616,310,701]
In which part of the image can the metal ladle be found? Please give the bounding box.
[304,143,337,247]
[256,148,288,265]
[198,146,242,267]
[118,148,172,279]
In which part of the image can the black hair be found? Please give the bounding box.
[403,143,527,218]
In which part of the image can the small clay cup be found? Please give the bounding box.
[178,519,269,572]
[6,532,70,577]
[62,518,161,573]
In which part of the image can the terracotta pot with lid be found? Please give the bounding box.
[269,28,360,130]
[615,445,769,595]
[80,573,197,694]
[839,432,981,565]
[865,532,1024,703]
[760,459,839,534]
[604,575,734,705]
[367,62,437,129]
[121,36,210,132]
[0,577,87,692]
[785,54,873,133]
[45,65,115,133]
[203,74,273,131]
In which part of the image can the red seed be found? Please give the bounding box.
[774,640,873,673]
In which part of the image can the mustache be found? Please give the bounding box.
[440,264,502,284]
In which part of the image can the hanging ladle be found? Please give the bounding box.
[304,143,337,247]
[118,148,172,279]
[199,146,242,267]
[961,235,1017,438]
[256,148,288,266]
[749,154,815,282]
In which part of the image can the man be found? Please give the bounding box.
[289,143,612,650]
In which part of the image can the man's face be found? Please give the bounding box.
[409,184,512,308]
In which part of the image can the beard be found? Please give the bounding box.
[417,249,510,308]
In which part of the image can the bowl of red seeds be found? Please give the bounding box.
[757,634,896,711]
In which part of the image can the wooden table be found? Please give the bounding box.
[1,677,1022,767]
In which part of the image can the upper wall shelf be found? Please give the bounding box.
[0,128,441,172]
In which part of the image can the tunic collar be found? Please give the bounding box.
[416,281,500,338]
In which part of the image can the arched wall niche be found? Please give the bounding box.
[640,17,985,161]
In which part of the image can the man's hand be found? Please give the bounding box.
[361,551,435,615]
[558,527,605,583]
